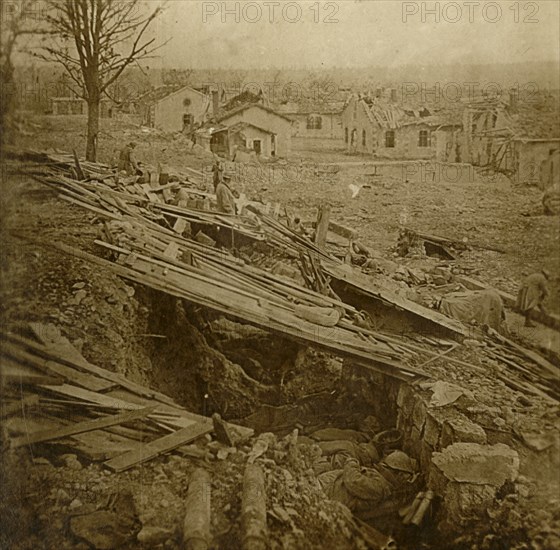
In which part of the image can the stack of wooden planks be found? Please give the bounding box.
[16,150,560,401]
[1,323,252,471]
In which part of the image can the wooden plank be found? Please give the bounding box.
[49,241,416,381]
[25,324,181,407]
[40,383,145,410]
[1,340,115,392]
[173,218,188,234]
[163,241,180,259]
[328,221,356,241]
[105,389,201,428]
[488,330,559,380]
[1,395,40,417]
[60,195,122,220]
[104,420,213,472]
[11,406,158,448]
[64,430,140,461]
[325,263,467,336]
[1,358,64,386]
[314,204,331,250]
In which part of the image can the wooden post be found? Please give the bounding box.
[314,204,331,250]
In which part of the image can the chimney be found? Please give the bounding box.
[212,90,219,117]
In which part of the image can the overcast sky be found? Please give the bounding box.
[145,0,560,69]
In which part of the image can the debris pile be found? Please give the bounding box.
[3,149,559,550]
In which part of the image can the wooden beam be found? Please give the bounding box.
[1,341,115,392]
[40,383,145,410]
[314,204,331,250]
[1,395,40,417]
[11,406,158,448]
[19,325,181,408]
[1,358,64,386]
[104,420,213,472]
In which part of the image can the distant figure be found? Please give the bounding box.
[214,175,236,215]
[212,160,223,187]
[118,142,139,175]
[516,269,550,327]
[292,217,309,237]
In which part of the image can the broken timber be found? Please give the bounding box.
[2,325,252,466]
[324,263,468,337]
[11,406,157,448]
[104,420,213,472]
[50,240,423,382]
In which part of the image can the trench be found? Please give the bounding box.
[131,288,457,549]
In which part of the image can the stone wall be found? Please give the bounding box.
[344,362,525,533]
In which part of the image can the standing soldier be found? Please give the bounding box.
[517,269,551,327]
[212,160,223,187]
[118,142,139,175]
[214,175,236,215]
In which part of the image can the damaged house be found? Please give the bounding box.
[463,91,560,187]
[341,95,462,161]
[140,84,213,133]
[274,100,346,142]
[195,121,277,160]
[51,97,114,118]
[198,101,294,159]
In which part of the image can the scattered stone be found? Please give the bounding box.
[270,506,291,523]
[440,414,487,447]
[69,498,83,511]
[62,454,83,471]
[56,489,72,505]
[72,282,86,290]
[137,526,174,546]
[73,289,87,304]
[70,510,137,549]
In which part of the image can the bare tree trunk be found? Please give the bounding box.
[0,60,16,149]
[86,98,99,162]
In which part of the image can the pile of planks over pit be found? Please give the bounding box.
[1,323,253,470]
[19,152,430,381]
[17,152,560,398]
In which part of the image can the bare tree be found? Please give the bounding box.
[43,0,165,161]
[0,0,49,147]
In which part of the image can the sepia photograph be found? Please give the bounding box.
[1,1,559,548]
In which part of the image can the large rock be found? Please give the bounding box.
[70,511,136,549]
[429,443,520,530]
[431,443,519,486]
[70,491,140,549]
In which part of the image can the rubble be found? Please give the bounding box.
[2,134,559,550]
